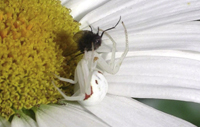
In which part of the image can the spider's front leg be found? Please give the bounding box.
[97,22,129,74]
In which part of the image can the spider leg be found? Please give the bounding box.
[82,45,97,95]
[54,74,77,84]
[76,61,87,95]
[52,80,85,101]
[112,21,128,73]
[80,58,91,95]
[88,43,95,72]
[96,22,128,74]
[102,28,116,70]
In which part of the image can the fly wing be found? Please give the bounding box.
[73,31,88,44]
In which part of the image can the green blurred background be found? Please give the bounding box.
[137,99,200,126]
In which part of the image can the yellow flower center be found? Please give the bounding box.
[0,0,81,119]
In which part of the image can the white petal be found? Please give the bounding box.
[11,113,37,127]
[0,116,11,127]
[105,50,200,103]
[80,0,200,31]
[63,0,110,21]
[98,22,200,53]
[35,104,108,127]
[84,95,196,127]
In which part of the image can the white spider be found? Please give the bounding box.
[52,21,128,106]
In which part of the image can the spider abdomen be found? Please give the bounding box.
[79,71,108,106]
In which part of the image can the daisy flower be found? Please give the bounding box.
[0,0,200,127]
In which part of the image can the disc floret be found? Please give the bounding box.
[0,0,80,119]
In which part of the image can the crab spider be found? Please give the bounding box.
[52,21,128,106]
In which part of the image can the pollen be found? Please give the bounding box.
[0,0,80,119]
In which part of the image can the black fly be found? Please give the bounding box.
[73,17,121,53]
